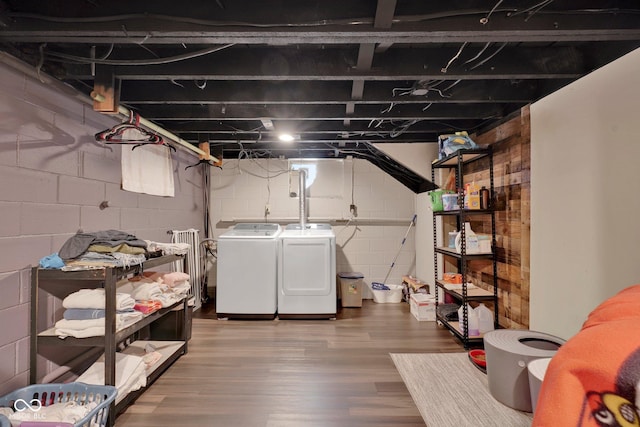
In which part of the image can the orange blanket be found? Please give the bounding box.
[533,285,640,426]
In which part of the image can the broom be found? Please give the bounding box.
[381,214,417,285]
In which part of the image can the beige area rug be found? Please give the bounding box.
[391,352,533,427]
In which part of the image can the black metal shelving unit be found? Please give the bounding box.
[431,148,499,349]
[30,255,190,427]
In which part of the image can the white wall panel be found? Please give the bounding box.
[530,47,640,339]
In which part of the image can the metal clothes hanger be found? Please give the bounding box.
[185,159,222,170]
[95,111,175,151]
[184,142,222,170]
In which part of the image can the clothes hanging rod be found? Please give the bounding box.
[116,105,217,163]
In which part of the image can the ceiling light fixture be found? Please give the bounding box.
[260,119,274,130]
[278,133,296,142]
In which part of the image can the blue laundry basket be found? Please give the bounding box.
[0,382,117,427]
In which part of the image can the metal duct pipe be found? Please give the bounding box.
[299,169,307,229]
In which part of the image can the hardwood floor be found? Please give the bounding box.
[116,299,464,427]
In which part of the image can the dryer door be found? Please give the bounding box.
[281,237,332,296]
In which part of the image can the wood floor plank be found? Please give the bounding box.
[116,300,463,426]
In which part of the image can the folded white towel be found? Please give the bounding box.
[130,281,163,301]
[54,312,143,338]
[63,288,135,311]
[157,293,181,308]
[117,279,183,308]
[172,282,191,296]
[144,240,190,255]
[56,325,106,339]
[77,353,147,404]
[149,271,190,287]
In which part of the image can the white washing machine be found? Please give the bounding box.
[216,223,281,319]
[278,223,336,319]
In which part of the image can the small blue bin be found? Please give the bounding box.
[0,382,117,427]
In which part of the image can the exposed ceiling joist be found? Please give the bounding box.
[1,0,639,192]
[3,16,640,44]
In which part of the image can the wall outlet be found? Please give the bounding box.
[265,204,270,215]
[350,204,358,217]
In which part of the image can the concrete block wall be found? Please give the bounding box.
[210,157,417,294]
[0,58,206,395]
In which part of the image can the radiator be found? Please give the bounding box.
[169,228,204,310]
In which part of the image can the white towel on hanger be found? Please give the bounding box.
[121,131,175,197]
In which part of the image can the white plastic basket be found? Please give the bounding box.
[370,283,403,303]
[0,382,117,427]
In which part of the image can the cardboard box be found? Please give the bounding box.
[410,293,436,321]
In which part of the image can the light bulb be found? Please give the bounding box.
[278,133,295,142]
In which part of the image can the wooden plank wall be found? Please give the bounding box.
[465,106,531,329]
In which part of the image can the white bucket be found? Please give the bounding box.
[528,357,553,412]
[370,284,403,303]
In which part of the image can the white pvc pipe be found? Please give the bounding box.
[219,217,408,226]
[299,169,307,229]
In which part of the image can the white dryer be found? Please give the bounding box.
[278,223,336,319]
[216,223,281,319]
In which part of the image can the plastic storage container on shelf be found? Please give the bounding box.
[442,193,458,211]
[429,189,445,211]
[476,303,495,333]
[0,382,117,427]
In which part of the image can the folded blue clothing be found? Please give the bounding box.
[39,253,65,269]
[63,308,136,320]
[371,282,390,290]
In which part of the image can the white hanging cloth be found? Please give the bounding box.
[121,128,175,197]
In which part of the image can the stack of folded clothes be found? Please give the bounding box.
[55,289,142,338]
[145,271,192,299]
[119,271,191,310]
[58,229,148,270]
[144,240,190,256]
